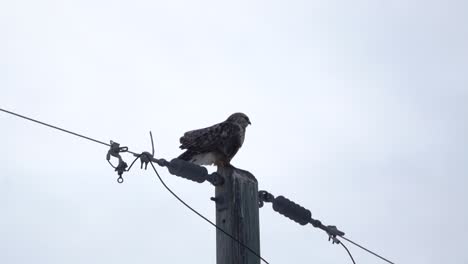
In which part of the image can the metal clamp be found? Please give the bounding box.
[134,132,156,170]
[106,141,129,183]
[258,190,275,208]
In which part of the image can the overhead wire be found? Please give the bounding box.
[0,106,395,264]
[339,240,356,264]
[340,236,394,264]
[0,107,110,147]
[0,107,268,263]
[148,160,269,264]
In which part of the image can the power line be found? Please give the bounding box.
[341,236,395,264]
[148,160,269,264]
[339,240,356,264]
[0,107,265,260]
[0,107,268,263]
[259,190,395,264]
[0,107,394,264]
[0,107,112,147]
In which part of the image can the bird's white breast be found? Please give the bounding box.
[191,152,218,166]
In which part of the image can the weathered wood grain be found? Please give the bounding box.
[215,166,260,264]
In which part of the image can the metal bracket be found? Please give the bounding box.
[206,172,224,186]
[258,190,275,208]
[211,193,228,212]
[138,132,155,170]
[106,141,129,183]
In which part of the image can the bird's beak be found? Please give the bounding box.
[248,120,252,125]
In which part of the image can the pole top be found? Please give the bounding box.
[217,165,258,183]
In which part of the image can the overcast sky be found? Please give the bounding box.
[1,1,467,263]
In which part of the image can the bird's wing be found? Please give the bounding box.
[179,122,241,153]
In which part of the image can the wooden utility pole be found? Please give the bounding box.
[214,166,261,264]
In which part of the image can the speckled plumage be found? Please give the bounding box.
[178,113,251,167]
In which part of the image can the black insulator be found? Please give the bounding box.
[166,158,207,183]
[272,196,312,225]
[310,219,322,228]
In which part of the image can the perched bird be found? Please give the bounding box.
[178,113,251,167]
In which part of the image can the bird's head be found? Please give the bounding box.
[226,112,251,128]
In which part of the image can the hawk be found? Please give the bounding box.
[178,113,251,167]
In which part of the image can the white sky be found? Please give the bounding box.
[1,0,467,263]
